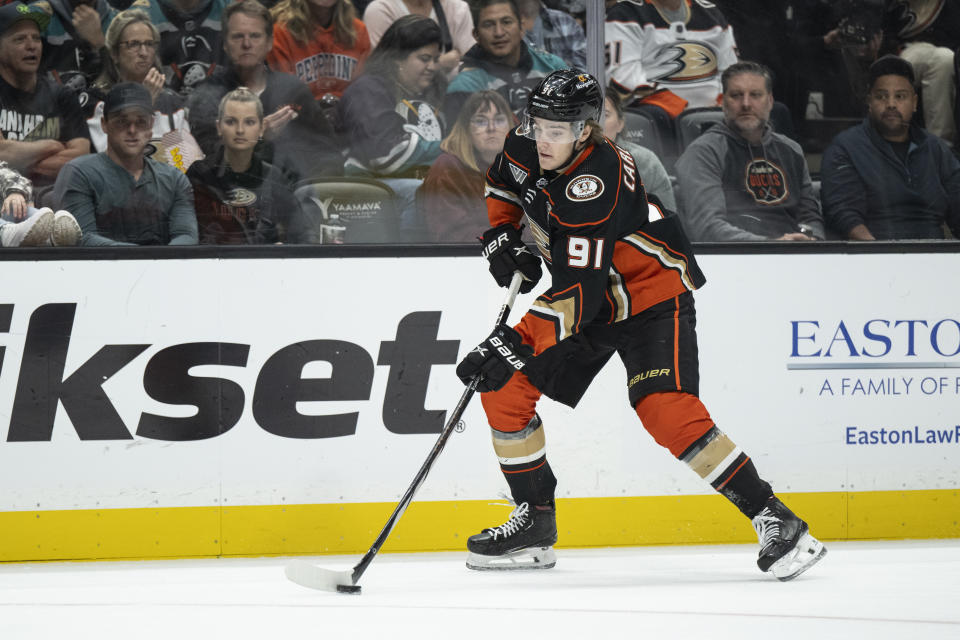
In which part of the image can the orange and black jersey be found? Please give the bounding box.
[485,126,705,345]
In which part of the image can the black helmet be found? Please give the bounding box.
[526,69,603,123]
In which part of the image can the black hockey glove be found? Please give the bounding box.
[456,325,534,392]
[480,224,542,294]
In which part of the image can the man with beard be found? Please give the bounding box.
[821,55,960,240]
[673,61,824,242]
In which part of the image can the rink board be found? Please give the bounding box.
[0,253,958,561]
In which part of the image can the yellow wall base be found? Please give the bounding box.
[1,489,957,562]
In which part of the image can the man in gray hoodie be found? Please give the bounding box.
[674,61,824,242]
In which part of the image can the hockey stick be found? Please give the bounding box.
[285,271,525,594]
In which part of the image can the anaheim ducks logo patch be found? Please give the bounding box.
[745,159,788,205]
[654,41,719,84]
[225,188,258,207]
[566,175,604,201]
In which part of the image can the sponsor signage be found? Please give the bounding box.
[0,254,957,513]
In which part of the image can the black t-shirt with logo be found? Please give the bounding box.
[0,75,89,144]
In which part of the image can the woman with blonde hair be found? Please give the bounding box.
[187,88,306,244]
[419,90,513,242]
[86,9,190,158]
[268,0,370,100]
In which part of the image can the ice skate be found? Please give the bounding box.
[753,497,827,581]
[466,502,558,571]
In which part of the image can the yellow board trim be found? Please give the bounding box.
[1,489,957,562]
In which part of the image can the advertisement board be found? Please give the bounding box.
[1,253,956,560]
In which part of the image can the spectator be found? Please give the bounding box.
[419,89,512,242]
[187,0,342,181]
[882,0,959,146]
[362,0,473,77]
[601,90,675,211]
[516,0,585,70]
[86,9,190,157]
[444,0,565,123]
[53,82,198,245]
[674,61,824,242]
[267,0,370,101]
[29,0,115,98]
[0,159,81,246]
[132,0,229,95]
[605,0,738,117]
[0,3,90,193]
[821,55,960,240]
[188,87,306,243]
[338,14,445,241]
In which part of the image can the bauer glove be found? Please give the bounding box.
[456,325,534,392]
[481,224,542,294]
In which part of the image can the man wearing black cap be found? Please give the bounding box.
[821,55,960,240]
[0,2,89,189]
[52,81,198,245]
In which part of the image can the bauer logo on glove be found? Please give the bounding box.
[480,224,542,294]
[456,325,534,392]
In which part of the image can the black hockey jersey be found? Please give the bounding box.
[485,127,705,343]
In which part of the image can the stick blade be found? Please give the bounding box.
[284,560,358,593]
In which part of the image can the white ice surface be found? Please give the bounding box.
[1,540,958,639]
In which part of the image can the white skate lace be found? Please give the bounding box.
[484,502,530,540]
[752,507,781,551]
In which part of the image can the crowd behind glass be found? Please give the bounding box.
[0,0,956,248]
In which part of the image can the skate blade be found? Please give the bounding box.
[770,533,827,581]
[466,546,557,571]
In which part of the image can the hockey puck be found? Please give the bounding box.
[336,584,362,594]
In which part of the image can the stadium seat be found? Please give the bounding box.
[294,178,400,244]
[675,107,724,154]
[620,107,666,158]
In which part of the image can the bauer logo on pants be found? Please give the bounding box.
[566,175,604,201]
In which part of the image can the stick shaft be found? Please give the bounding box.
[349,272,525,584]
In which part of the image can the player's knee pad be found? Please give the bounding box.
[634,391,714,456]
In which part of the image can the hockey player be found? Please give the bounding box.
[456,69,827,580]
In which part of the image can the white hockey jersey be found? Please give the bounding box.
[605,0,738,109]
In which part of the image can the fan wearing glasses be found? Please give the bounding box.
[420,89,514,242]
[85,9,189,156]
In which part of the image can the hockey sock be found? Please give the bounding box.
[491,414,557,506]
[678,426,773,518]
